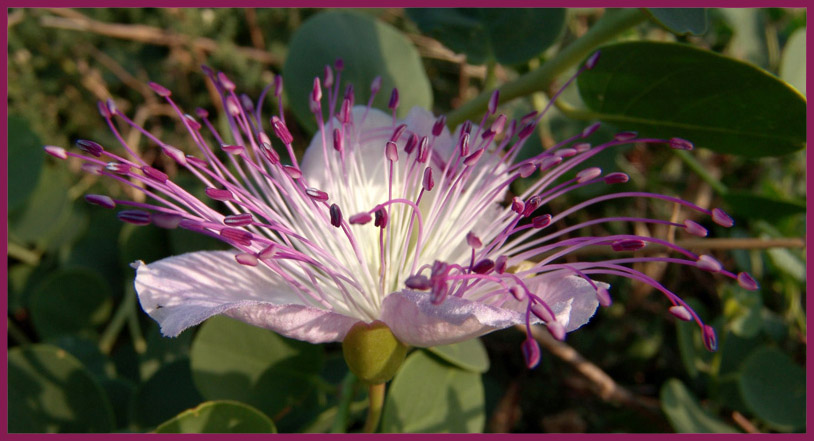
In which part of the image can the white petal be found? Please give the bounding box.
[380,290,526,347]
[134,251,359,343]
[530,274,602,332]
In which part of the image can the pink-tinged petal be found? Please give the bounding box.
[380,290,527,347]
[528,274,602,332]
[134,251,359,343]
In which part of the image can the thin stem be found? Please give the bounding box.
[362,382,386,433]
[331,372,359,433]
[99,283,137,354]
[673,150,729,195]
[447,8,647,127]
[7,242,41,266]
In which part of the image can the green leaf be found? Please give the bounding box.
[29,268,113,340]
[8,165,70,246]
[426,338,490,373]
[155,401,277,433]
[189,316,324,419]
[139,323,194,381]
[722,288,763,339]
[381,350,485,433]
[738,346,805,430]
[779,27,806,96]
[46,335,116,380]
[723,191,805,222]
[660,378,738,433]
[577,41,806,157]
[119,222,170,266]
[283,10,432,133]
[132,359,204,429]
[645,8,708,35]
[8,114,45,212]
[8,344,115,433]
[407,8,566,65]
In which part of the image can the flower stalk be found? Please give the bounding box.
[363,382,386,433]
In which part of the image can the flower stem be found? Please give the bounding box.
[362,382,386,433]
[330,371,359,433]
[446,8,647,127]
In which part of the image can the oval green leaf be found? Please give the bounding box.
[425,338,490,373]
[8,165,71,246]
[132,359,204,429]
[381,350,485,433]
[577,41,806,157]
[738,346,805,430]
[283,10,431,133]
[660,378,738,433]
[407,8,566,65]
[8,114,44,213]
[9,344,115,433]
[155,400,277,433]
[645,8,708,35]
[189,315,323,419]
[723,191,806,222]
[29,268,113,340]
[779,27,806,96]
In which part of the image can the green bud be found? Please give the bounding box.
[342,321,408,384]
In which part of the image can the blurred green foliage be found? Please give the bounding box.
[7,7,806,433]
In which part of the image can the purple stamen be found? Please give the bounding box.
[582,122,601,138]
[684,219,708,237]
[669,137,694,150]
[613,131,638,141]
[205,187,233,201]
[495,255,508,274]
[220,227,253,246]
[405,275,431,290]
[466,232,483,249]
[576,167,602,183]
[488,90,500,115]
[44,145,68,160]
[142,166,169,183]
[221,144,244,155]
[217,72,236,91]
[422,167,434,191]
[305,187,329,202]
[737,272,759,291]
[224,213,254,226]
[236,253,258,266]
[106,162,131,174]
[370,76,382,94]
[611,239,646,252]
[596,286,612,307]
[374,208,388,228]
[271,116,294,145]
[432,115,446,137]
[530,302,555,323]
[76,139,104,157]
[148,81,172,97]
[349,212,372,225]
[603,172,629,184]
[330,203,343,228]
[471,259,494,274]
[532,214,552,229]
[323,65,334,88]
[585,50,601,69]
[118,210,151,225]
[152,212,183,229]
[385,141,399,162]
[522,338,541,369]
[696,254,722,273]
[85,194,115,209]
[702,325,718,351]
[712,208,734,227]
[388,88,399,110]
[669,305,693,321]
[547,321,566,341]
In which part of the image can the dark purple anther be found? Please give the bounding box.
[417,137,430,163]
[518,162,537,178]
[44,146,68,160]
[532,214,552,229]
[521,338,541,369]
[217,72,236,91]
[539,156,562,172]
[340,98,352,124]
[388,88,399,110]
[220,227,253,246]
[614,131,638,141]
[85,194,115,209]
[557,148,577,158]
[142,166,169,183]
[430,260,448,278]
[463,149,484,167]
[461,120,472,134]
[106,162,131,174]
[737,272,759,291]
[466,232,483,249]
[224,213,253,227]
[488,90,500,115]
[283,166,303,179]
[702,325,718,351]
[349,212,372,225]
[311,77,322,104]
[344,83,355,106]
[432,115,446,137]
[333,129,344,152]
[422,167,434,191]
[511,197,525,214]
[471,259,494,274]
[370,76,382,94]
[585,51,601,69]
[430,279,449,305]
[696,255,722,273]
[330,203,343,228]
[404,134,418,154]
[576,167,602,183]
[97,101,111,118]
[523,196,541,217]
[334,58,344,71]
[200,64,214,77]
[520,111,538,125]
[205,187,233,201]
[271,116,294,145]
[669,305,693,321]
[76,139,104,157]
[323,65,334,88]
[669,137,694,150]
[596,287,612,307]
[495,255,508,274]
[152,212,182,229]
[459,133,470,157]
[221,144,244,155]
[374,208,388,228]
[274,74,283,97]
[385,141,399,162]
[582,122,601,138]
[530,302,555,323]
[240,94,254,113]
[236,253,258,267]
[118,210,151,226]
[517,122,536,140]
[683,219,708,237]
[261,143,280,164]
[711,208,734,227]
[390,124,407,142]
[106,98,118,116]
[603,172,629,184]
[195,107,209,119]
[306,187,329,202]
[148,82,172,97]
[405,275,431,291]
[611,239,646,252]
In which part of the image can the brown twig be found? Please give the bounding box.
[521,324,661,412]
[40,9,279,66]
[732,411,760,433]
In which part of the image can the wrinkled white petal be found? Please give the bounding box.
[529,274,603,332]
[134,251,359,342]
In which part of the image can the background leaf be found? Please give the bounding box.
[722,191,806,222]
[381,350,485,433]
[577,41,806,157]
[645,8,709,35]
[283,10,431,133]
[738,346,805,430]
[779,27,806,96]
[8,114,45,212]
[29,268,113,340]
[155,401,277,433]
[660,378,738,433]
[407,8,566,65]
[426,338,490,373]
[132,359,204,429]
